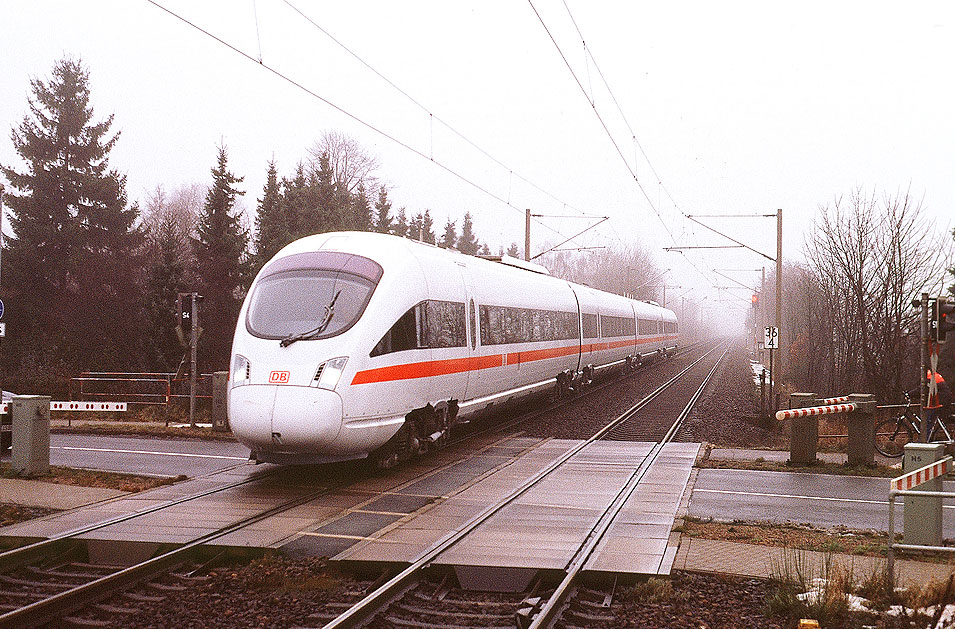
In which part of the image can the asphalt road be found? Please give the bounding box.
[44,433,251,477]
[690,468,955,534]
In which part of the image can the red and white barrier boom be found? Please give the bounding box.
[818,396,850,405]
[775,403,857,421]
[0,401,127,414]
[890,456,953,492]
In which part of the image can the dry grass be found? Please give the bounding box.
[0,463,186,493]
[678,518,891,557]
[700,457,900,478]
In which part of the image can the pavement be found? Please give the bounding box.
[0,478,128,510]
[2,445,953,589]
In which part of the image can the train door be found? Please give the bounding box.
[456,262,476,402]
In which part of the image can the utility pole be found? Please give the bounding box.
[920,292,929,441]
[525,208,531,261]
[774,209,783,412]
[189,293,199,429]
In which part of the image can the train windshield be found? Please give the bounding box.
[246,269,376,341]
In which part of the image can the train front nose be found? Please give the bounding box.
[229,385,343,454]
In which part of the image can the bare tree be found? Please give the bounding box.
[797,186,950,399]
[308,130,380,196]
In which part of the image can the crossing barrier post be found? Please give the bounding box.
[902,442,945,546]
[846,393,876,466]
[789,392,818,465]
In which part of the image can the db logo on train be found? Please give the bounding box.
[269,371,291,384]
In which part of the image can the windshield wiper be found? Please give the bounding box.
[280,290,341,348]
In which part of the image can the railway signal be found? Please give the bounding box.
[932,297,955,343]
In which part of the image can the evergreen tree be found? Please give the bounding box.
[311,150,336,233]
[421,209,436,244]
[373,186,393,234]
[281,163,309,239]
[478,243,491,256]
[351,183,372,231]
[440,218,457,249]
[458,212,479,254]
[253,159,287,269]
[409,212,423,241]
[0,57,143,389]
[393,207,408,238]
[193,145,250,370]
[507,242,521,257]
[142,187,193,370]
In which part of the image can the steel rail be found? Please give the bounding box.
[0,477,351,629]
[321,340,724,628]
[527,340,732,628]
[0,461,264,572]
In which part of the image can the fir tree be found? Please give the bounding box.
[0,57,143,388]
[393,207,408,238]
[421,209,436,244]
[507,242,521,257]
[351,183,372,231]
[440,218,457,249]
[409,212,423,241]
[193,145,250,370]
[479,243,491,256]
[458,212,479,254]
[281,163,309,239]
[253,159,287,269]
[142,187,193,370]
[373,186,393,234]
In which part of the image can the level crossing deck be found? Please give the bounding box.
[0,436,699,581]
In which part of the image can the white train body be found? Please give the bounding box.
[229,232,679,465]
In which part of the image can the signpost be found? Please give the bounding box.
[764,326,779,412]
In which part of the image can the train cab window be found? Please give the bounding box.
[371,300,467,357]
[246,266,379,341]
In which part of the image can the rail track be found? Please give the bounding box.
[0,339,722,628]
[314,339,731,629]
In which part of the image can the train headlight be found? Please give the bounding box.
[232,354,251,386]
[313,357,348,391]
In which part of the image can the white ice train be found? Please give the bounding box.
[228,231,679,467]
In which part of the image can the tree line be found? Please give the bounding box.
[761,187,955,402]
[0,58,523,394]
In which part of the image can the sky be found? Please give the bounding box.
[1,1,953,330]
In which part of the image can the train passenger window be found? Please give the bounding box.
[638,318,655,335]
[582,313,598,339]
[371,304,422,356]
[371,300,467,356]
[469,299,477,350]
[479,305,579,345]
[424,301,467,348]
[600,315,635,337]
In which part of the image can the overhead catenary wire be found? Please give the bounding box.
[526,0,680,250]
[282,0,608,239]
[542,1,757,296]
[144,0,572,243]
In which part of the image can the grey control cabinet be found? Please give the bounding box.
[11,395,51,475]
[902,442,945,546]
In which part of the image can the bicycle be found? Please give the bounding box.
[874,392,953,457]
